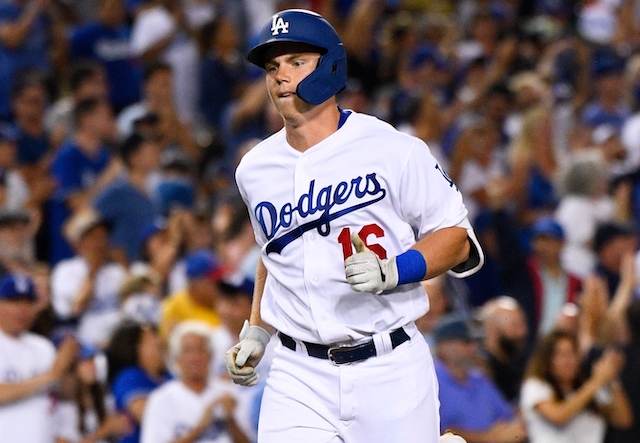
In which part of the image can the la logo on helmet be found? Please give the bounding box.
[271,15,289,35]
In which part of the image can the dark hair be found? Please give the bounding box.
[143,61,171,83]
[525,330,589,402]
[69,60,103,93]
[75,382,107,435]
[627,300,640,343]
[105,321,145,383]
[73,97,104,128]
[198,19,221,55]
[119,132,147,168]
[10,69,47,102]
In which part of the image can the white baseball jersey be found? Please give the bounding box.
[140,379,255,443]
[51,257,127,348]
[0,329,56,443]
[236,111,481,344]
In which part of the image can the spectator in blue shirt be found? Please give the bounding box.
[48,97,120,264]
[69,0,142,113]
[94,132,161,265]
[0,0,61,119]
[434,314,527,442]
[105,321,169,443]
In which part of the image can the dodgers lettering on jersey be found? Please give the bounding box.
[256,173,386,254]
[236,111,470,344]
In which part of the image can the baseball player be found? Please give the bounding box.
[225,9,484,443]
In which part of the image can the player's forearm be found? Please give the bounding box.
[0,372,56,404]
[249,257,268,328]
[412,226,470,279]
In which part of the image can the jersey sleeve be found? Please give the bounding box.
[520,377,554,411]
[397,140,484,277]
[51,150,83,202]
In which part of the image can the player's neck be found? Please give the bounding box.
[284,102,341,152]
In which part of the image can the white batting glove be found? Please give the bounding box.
[225,320,270,387]
[344,233,398,295]
[440,432,467,443]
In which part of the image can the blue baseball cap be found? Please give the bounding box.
[434,314,481,343]
[531,217,564,240]
[185,250,224,281]
[0,274,36,301]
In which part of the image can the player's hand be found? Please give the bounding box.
[225,320,270,386]
[344,233,398,295]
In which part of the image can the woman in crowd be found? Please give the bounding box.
[105,321,169,443]
[520,330,632,443]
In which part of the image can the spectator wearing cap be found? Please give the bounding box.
[0,274,79,443]
[48,97,120,264]
[434,313,527,442]
[68,0,142,114]
[581,47,631,131]
[527,217,582,335]
[159,250,224,342]
[555,150,617,279]
[51,208,127,349]
[93,132,161,265]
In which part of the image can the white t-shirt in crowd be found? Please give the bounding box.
[520,377,606,443]
[0,329,56,443]
[555,195,615,278]
[140,379,255,443]
[51,257,127,348]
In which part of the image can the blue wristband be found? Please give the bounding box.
[396,249,427,285]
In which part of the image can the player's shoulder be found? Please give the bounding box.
[347,111,429,150]
[236,129,287,171]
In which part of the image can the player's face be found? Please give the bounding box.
[264,50,321,120]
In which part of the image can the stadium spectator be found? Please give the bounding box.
[68,0,142,114]
[527,217,582,335]
[118,270,162,325]
[159,249,224,341]
[105,321,169,443]
[45,60,109,149]
[480,296,530,404]
[48,97,120,263]
[434,313,527,442]
[51,208,127,348]
[141,320,253,443]
[0,274,79,443]
[130,0,199,125]
[116,62,199,160]
[415,275,450,352]
[94,132,161,265]
[0,207,38,276]
[0,0,62,119]
[606,299,640,443]
[520,330,632,443]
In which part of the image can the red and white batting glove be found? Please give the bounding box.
[225,320,270,386]
[345,233,399,295]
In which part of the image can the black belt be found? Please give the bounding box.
[278,327,410,365]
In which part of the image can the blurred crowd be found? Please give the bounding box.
[2,0,640,442]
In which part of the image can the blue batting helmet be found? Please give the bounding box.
[247,9,347,105]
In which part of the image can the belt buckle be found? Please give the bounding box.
[327,343,353,365]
